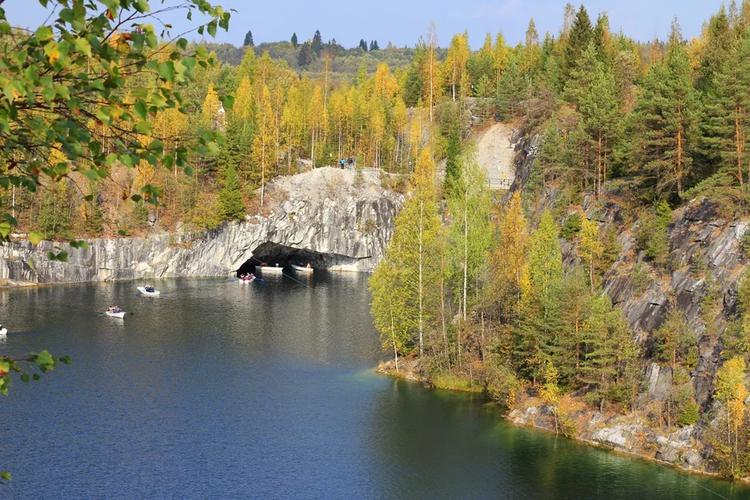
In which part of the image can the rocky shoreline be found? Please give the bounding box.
[375,358,750,485]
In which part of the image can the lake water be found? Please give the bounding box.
[0,275,747,499]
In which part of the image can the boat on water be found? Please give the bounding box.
[0,325,7,337]
[105,306,126,319]
[291,264,314,274]
[137,285,160,297]
[257,265,283,275]
[238,273,256,284]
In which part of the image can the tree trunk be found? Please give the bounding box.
[418,199,424,357]
[736,106,744,188]
[391,309,399,372]
[462,187,468,322]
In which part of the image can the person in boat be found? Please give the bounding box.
[145,285,155,293]
[306,262,311,268]
[108,305,121,313]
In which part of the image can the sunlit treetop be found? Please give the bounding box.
[0,0,232,251]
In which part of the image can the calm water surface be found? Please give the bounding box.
[0,274,748,499]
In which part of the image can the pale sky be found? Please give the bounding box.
[4,1,728,49]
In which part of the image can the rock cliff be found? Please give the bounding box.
[0,167,403,285]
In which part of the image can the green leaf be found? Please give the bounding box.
[34,350,54,371]
[0,221,11,239]
[34,26,53,42]
[74,38,91,57]
[134,100,148,120]
[28,232,44,245]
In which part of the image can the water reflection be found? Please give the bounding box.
[0,276,746,499]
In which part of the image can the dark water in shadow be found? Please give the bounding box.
[0,274,747,499]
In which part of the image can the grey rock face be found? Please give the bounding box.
[0,168,403,285]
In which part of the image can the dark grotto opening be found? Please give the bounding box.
[235,242,367,277]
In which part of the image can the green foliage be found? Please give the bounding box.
[370,150,442,357]
[0,0,229,240]
[635,201,672,265]
[560,213,582,239]
[218,165,245,221]
[630,262,651,295]
[445,155,493,316]
[631,25,699,198]
[438,102,463,192]
[37,181,72,239]
[652,309,697,369]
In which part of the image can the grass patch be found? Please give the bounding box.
[432,372,484,393]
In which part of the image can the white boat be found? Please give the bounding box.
[328,263,359,273]
[291,264,314,274]
[0,326,7,337]
[137,286,160,297]
[258,265,283,275]
[105,308,126,319]
[238,274,256,284]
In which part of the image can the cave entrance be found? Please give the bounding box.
[235,242,365,277]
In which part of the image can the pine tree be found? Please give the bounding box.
[243,30,254,47]
[701,26,750,187]
[369,40,379,51]
[218,165,245,221]
[291,32,298,48]
[311,30,323,55]
[358,39,368,51]
[632,23,699,197]
[574,43,622,195]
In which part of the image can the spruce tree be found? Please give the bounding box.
[359,39,368,51]
[297,42,313,67]
[243,30,254,47]
[563,5,593,81]
[696,7,734,94]
[441,102,463,191]
[311,30,323,55]
[291,32,298,48]
[515,210,564,382]
[218,165,245,221]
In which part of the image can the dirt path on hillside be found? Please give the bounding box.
[475,122,516,190]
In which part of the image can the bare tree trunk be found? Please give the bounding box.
[462,187,468,322]
[391,309,399,372]
[418,199,424,357]
[480,312,485,362]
